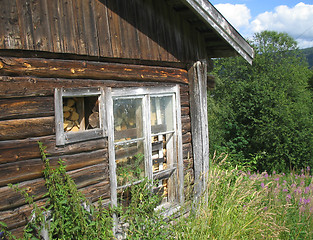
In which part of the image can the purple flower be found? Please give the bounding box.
[307,166,311,172]
[261,182,265,188]
[283,188,288,192]
[286,194,292,202]
[264,207,268,211]
[291,183,297,188]
[305,187,310,194]
[275,177,280,181]
[273,170,276,175]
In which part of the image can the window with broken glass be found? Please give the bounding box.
[54,87,106,146]
[107,86,183,209]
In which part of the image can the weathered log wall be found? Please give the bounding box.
[0,56,193,237]
[0,0,207,63]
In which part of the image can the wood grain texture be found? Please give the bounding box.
[0,0,209,62]
[0,116,55,141]
[0,56,188,84]
[0,149,108,186]
[0,162,109,211]
[0,96,54,120]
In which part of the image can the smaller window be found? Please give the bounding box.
[55,88,106,146]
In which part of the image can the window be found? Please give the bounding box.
[55,87,106,146]
[107,86,183,208]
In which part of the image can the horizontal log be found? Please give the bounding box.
[0,135,107,164]
[81,181,110,203]
[183,143,192,160]
[0,149,108,186]
[0,76,177,98]
[0,56,188,84]
[0,96,54,120]
[0,116,55,141]
[0,198,47,230]
[180,94,190,107]
[182,132,191,144]
[181,106,190,116]
[0,163,109,211]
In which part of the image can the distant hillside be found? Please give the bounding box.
[300,47,313,68]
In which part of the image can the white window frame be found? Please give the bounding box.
[54,87,106,146]
[106,85,184,210]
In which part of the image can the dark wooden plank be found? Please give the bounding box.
[0,149,108,187]
[182,132,191,144]
[181,106,190,116]
[0,135,107,165]
[0,116,55,141]
[95,0,113,57]
[106,0,123,58]
[0,0,22,49]
[0,76,174,99]
[0,57,189,84]
[0,162,109,211]
[46,0,63,52]
[81,0,99,56]
[0,96,54,120]
[30,0,51,51]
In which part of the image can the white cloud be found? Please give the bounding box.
[214,2,313,49]
[214,3,251,30]
[251,3,313,48]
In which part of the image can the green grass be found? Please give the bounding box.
[173,154,313,239]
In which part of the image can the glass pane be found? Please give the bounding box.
[114,98,143,142]
[150,96,174,134]
[152,134,168,173]
[115,141,145,186]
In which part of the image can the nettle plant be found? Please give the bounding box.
[2,142,113,240]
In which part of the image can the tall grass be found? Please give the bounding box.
[174,153,313,239]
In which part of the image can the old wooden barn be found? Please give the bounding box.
[0,0,254,237]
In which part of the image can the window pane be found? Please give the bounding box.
[113,98,143,142]
[150,96,174,134]
[115,141,145,186]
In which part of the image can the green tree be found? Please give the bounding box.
[210,31,313,172]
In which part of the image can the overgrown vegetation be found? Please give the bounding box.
[1,142,114,240]
[1,149,313,239]
[210,31,313,172]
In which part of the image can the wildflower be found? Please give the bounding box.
[307,166,310,172]
[273,170,276,175]
[305,187,310,194]
[283,188,288,192]
[286,194,292,202]
[282,173,285,176]
[261,182,265,188]
[274,177,279,181]
[263,207,268,211]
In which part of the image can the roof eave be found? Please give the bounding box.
[180,0,254,65]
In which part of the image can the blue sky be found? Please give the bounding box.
[210,1,313,48]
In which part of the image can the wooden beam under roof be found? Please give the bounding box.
[180,0,254,64]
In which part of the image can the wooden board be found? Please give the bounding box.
[0,56,188,84]
[0,116,55,141]
[0,96,54,120]
[0,149,108,187]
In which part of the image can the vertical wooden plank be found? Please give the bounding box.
[105,87,118,233]
[46,0,63,52]
[94,0,113,58]
[1,0,22,49]
[175,85,184,204]
[106,0,123,58]
[133,0,151,60]
[71,0,88,55]
[54,88,65,146]
[143,95,153,180]
[57,0,77,53]
[81,0,99,56]
[29,0,51,51]
[188,60,209,201]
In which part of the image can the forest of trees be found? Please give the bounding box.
[209,31,313,173]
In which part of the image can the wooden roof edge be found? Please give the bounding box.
[181,0,254,65]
